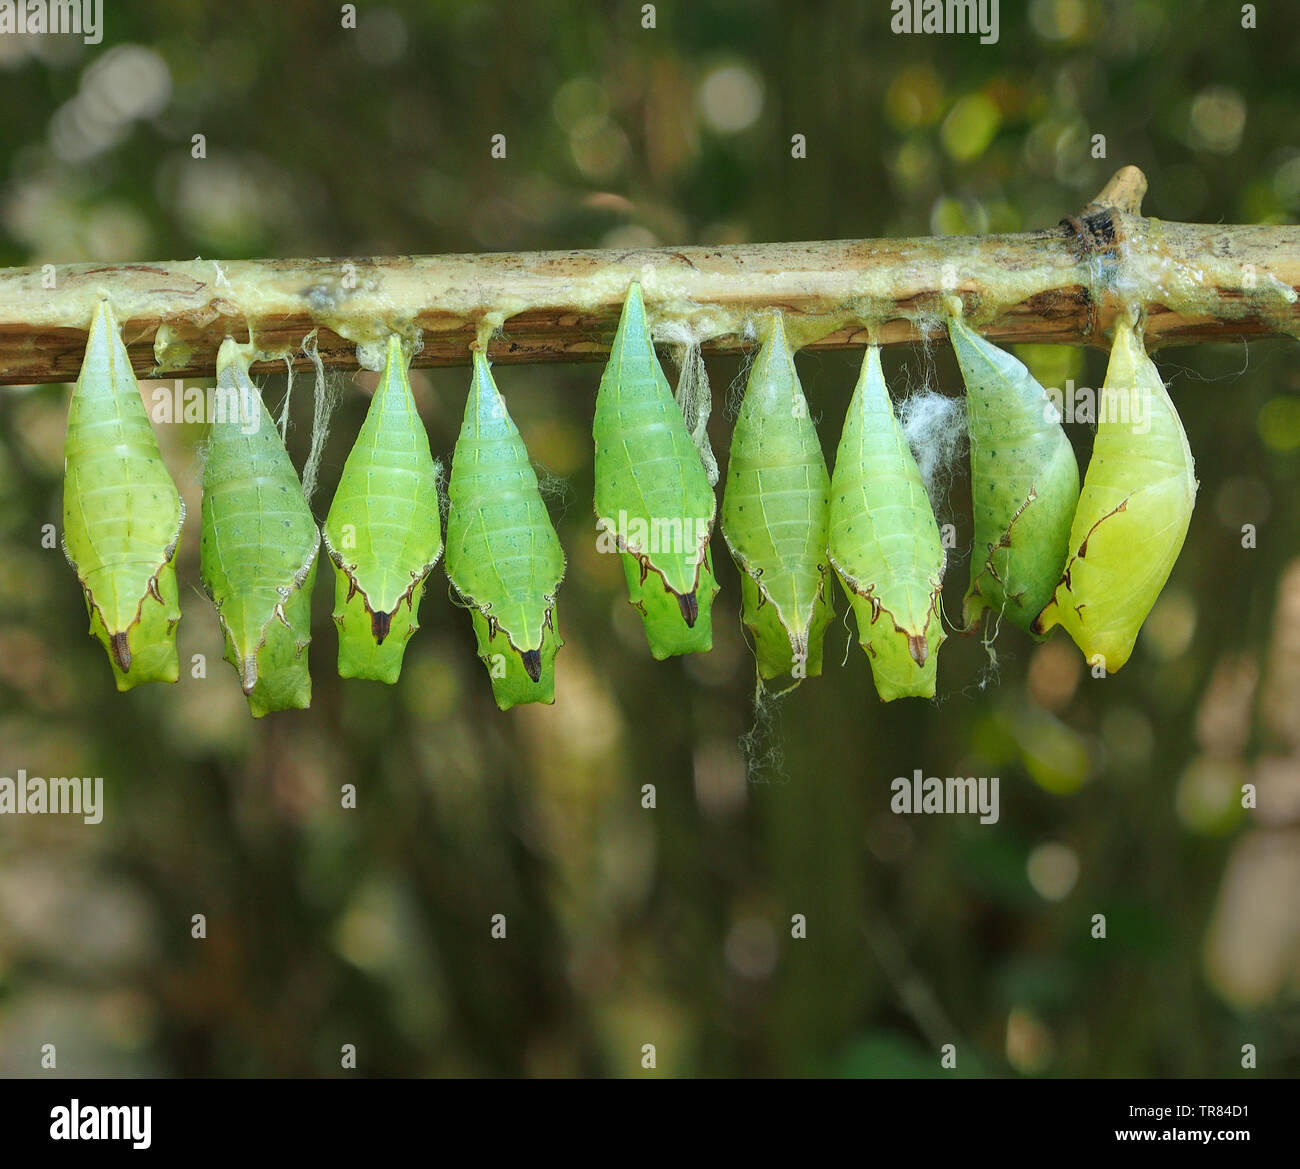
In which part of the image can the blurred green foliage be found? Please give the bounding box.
[0,0,1297,1077]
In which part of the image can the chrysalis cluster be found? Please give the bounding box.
[62,283,1200,712]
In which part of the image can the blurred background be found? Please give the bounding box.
[1,0,1298,1077]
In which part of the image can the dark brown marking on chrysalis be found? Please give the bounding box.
[854,579,943,667]
[1076,497,1129,559]
[520,648,543,682]
[969,481,1038,609]
[110,632,132,673]
[1029,496,1129,634]
[371,609,393,645]
[676,590,699,627]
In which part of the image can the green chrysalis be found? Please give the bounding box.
[593,283,719,659]
[199,340,320,717]
[62,301,184,690]
[445,351,566,710]
[947,313,1079,635]
[1033,319,1197,671]
[322,335,443,684]
[721,315,833,682]
[828,345,947,701]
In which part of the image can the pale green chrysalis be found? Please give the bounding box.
[199,340,320,717]
[593,283,719,659]
[322,335,443,684]
[1033,319,1197,671]
[62,301,184,690]
[947,313,1079,635]
[721,315,833,682]
[828,345,947,700]
[445,351,566,710]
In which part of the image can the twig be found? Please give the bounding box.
[0,167,1296,386]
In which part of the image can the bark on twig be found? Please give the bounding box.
[0,166,1295,386]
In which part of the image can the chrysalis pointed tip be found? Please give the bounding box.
[621,281,647,326]
[110,631,132,673]
[89,298,116,335]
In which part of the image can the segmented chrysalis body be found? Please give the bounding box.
[721,315,832,681]
[1033,320,1197,671]
[445,351,566,710]
[199,340,320,717]
[62,301,184,690]
[828,345,946,700]
[593,283,719,659]
[323,335,443,684]
[947,315,1079,635]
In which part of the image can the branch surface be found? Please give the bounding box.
[0,167,1296,385]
